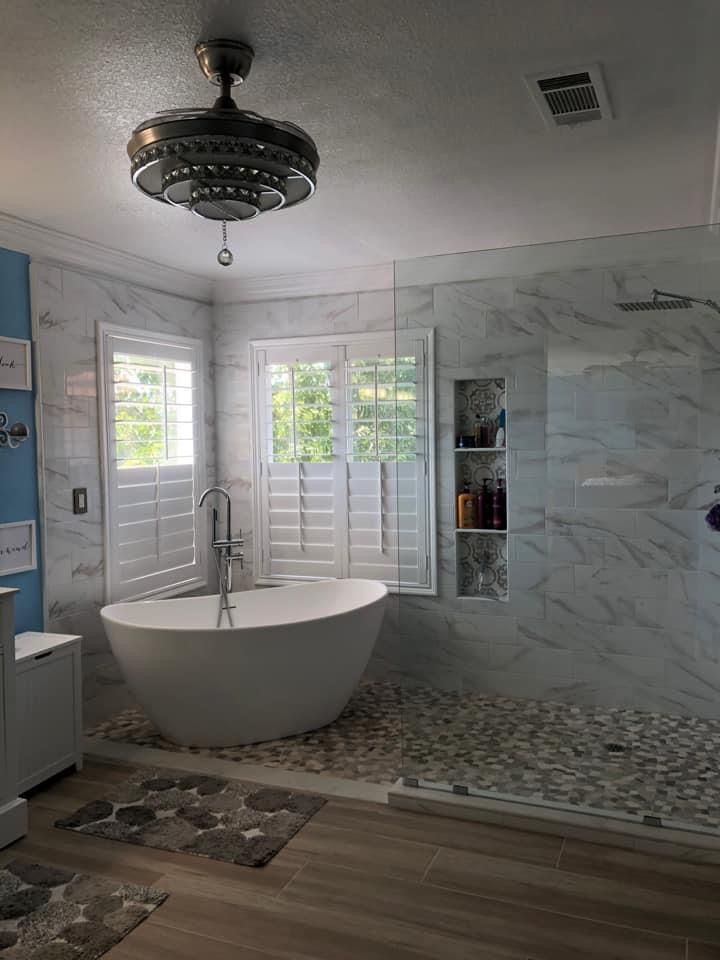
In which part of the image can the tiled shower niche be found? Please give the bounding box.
[454,378,508,601]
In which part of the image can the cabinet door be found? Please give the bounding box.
[17,651,77,791]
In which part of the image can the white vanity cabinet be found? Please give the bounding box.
[0,588,27,848]
[15,632,83,793]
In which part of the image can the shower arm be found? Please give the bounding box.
[652,288,720,314]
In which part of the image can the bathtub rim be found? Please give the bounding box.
[100,577,388,633]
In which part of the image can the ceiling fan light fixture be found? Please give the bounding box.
[126,39,319,265]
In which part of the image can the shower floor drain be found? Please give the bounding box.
[604,742,626,754]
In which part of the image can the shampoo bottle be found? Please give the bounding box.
[492,477,507,531]
[478,478,492,529]
[457,484,477,529]
[474,415,491,448]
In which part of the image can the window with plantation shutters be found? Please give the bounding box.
[251,330,435,593]
[98,324,207,602]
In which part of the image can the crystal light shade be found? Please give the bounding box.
[127,40,319,225]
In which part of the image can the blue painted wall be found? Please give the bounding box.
[0,248,42,632]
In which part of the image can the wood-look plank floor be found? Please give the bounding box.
[2,759,719,958]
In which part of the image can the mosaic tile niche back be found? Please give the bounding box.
[454,377,508,601]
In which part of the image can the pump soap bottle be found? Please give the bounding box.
[457,483,477,529]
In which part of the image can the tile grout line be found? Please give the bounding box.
[277,859,308,899]
[420,847,441,883]
[421,875,691,944]
[554,837,566,870]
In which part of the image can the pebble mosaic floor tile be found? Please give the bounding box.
[0,859,166,959]
[87,681,720,831]
[87,682,403,785]
[56,766,325,867]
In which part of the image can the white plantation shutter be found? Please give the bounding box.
[99,325,206,602]
[252,330,435,592]
[255,346,343,580]
[345,336,430,587]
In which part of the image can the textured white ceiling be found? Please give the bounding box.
[1,0,719,279]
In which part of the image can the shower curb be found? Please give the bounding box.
[83,736,390,805]
[388,780,720,865]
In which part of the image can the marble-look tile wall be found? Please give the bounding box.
[31,263,215,720]
[217,255,720,719]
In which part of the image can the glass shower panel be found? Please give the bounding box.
[395,224,720,834]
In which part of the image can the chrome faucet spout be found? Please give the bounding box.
[197,485,232,542]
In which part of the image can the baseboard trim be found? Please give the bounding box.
[388,780,720,864]
[0,797,28,850]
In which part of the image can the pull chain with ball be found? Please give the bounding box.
[217,220,234,267]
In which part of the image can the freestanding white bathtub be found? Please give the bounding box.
[100,579,387,747]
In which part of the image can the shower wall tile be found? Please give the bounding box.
[547,536,606,565]
[603,535,699,570]
[573,565,667,598]
[574,389,670,422]
[515,268,605,307]
[508,561,573,593]
[573,651,665,686]
[485,642,575,678]
[32,262,215,715]
[510,534,548,562]
[546,508,637,539]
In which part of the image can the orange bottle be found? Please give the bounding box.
[457,484,477,529]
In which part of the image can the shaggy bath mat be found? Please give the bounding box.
[55,766,325,867]
[0,858,166,959]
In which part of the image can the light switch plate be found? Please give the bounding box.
[72,488,87,515]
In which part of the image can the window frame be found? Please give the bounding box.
[250,328,436,595]
[97,321,208,604]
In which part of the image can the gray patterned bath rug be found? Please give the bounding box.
[0,858,166,959]
[55,766,326,867]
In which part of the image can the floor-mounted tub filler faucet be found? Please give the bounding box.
[197,486,245,626]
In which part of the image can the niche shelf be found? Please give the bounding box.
[454,378,508,602]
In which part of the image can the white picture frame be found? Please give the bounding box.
[0,336,32,391]
[0,521,36,575]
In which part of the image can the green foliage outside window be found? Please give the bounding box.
[113,354,193,468]
[269,361,333,462]
[269,356,417,464]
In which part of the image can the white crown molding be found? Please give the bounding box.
[214,262,393,303]
[0,212,214,303]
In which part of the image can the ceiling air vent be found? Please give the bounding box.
[525,64,612,128]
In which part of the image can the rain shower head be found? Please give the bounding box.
[615,288,720,314]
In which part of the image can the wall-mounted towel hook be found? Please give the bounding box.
[0,411,29,449]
